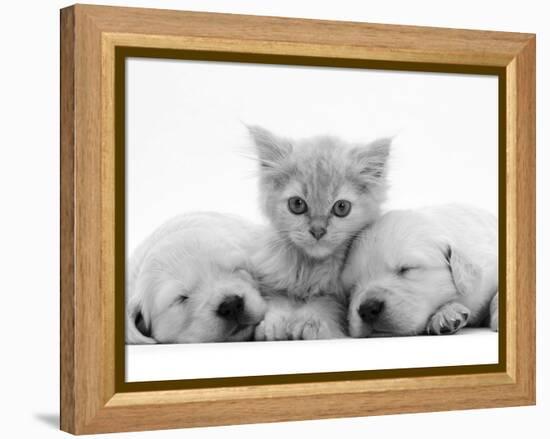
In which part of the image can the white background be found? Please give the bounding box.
[0,0,547,438]
[127,59,497,251]
[127,330,498,381]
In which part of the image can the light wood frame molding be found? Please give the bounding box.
[60,4,536,434]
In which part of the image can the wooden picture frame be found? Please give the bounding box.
[60,4,536,434]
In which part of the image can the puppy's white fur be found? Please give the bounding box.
[343,205,498,337]
[126,213,266,344]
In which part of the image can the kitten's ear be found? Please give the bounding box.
[350,137,392,183]
[247,125,292,170]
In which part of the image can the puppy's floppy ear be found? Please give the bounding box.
[247,125,292,173]
[447,245,483,296]
[350,137,392,185]
[126,295,156,345]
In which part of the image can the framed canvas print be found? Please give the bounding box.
[60,4,536,435]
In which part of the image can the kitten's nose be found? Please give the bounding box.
[309,226,327,240]
[217,295,244,321]
[358,299,385,323]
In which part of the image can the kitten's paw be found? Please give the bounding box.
[289,316,342,340]
[426,302,470,335]
[289,317,321,340]
[254,312,291,341]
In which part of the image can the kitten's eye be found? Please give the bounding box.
[173,295,189,306]
[288,196,308,215]
[332,200,352,217]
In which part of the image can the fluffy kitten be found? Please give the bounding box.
[248,126,391,340]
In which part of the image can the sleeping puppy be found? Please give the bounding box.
[343,205,498,337]
[126,212,266,344]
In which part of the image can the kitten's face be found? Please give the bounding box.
[249,126,391,259]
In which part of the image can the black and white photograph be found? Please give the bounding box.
[124,57,499,382]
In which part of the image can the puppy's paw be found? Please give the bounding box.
[489,292,499,331]
[490,312,498,332]
[426,302,470,335]
[254,311,291,341]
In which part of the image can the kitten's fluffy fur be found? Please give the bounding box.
[248,126,391,340]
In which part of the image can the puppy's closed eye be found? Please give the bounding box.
[172,295,189,306]
[397,266,419,276]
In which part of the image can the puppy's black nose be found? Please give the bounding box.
[217,295,244,321]
[309,226,327,240]
[358,299,385,323]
